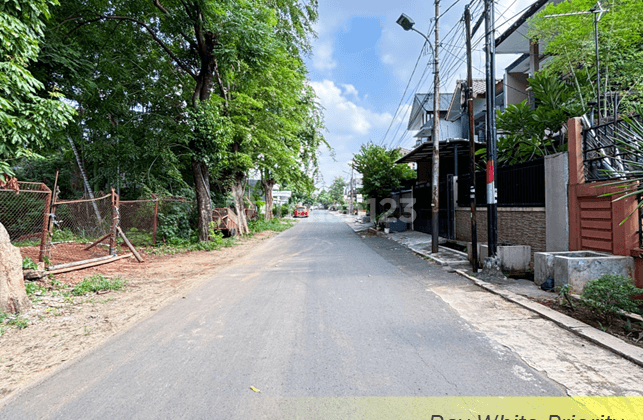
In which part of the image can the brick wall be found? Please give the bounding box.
[455,207,547,256]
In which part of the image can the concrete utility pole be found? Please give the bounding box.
[465,5,478,272]
[349,163,354,215]
[396,10,440,252]
[484,0,498,257]
[431,0,441,253]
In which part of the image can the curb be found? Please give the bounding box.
[454,269,643,369]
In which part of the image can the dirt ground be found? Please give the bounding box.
[1,231,277,402]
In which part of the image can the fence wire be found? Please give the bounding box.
[46,194,114,266]
[120,196,194,246]
[0,182,51,262]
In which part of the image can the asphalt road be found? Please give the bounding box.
[0,211,563,419]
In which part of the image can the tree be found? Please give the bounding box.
[494,71,583,165]
[44,0,319,239]
[352,144,416,200]
[0,0,75,178]
[328,177,347,204]
[530,0,643,114]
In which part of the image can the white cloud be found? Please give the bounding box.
[312,39,337,72]
[311,80,392,137]
[340,84,359,99]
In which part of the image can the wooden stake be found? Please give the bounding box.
[46,254,133,275]
[84,233,112,251]
[117,227,144,262]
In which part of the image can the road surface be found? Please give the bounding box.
[0,211,563,419]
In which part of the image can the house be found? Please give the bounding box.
[495,0,564,107]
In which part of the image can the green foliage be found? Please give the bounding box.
[247,218,294,234]
[556,284,575,309]
[289,190,314,207]
[25,281,46,296]
[492,72,582,165]
[70,275,125,296]
[580,274,643,323]
[272,203,292,218]
[22,257,38,270]
[530,0,643,113]
[0,0,75,177]
[0,310,30,329]
[352,144,416,200]
[328,177,347,204]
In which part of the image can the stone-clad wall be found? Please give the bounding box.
[455,207,547,258]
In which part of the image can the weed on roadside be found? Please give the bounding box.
[1,311,30,329]
[70,275,125,296]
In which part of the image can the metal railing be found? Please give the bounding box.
[457,158,545,208]
[583,115,643,181]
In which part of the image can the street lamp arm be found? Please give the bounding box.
[410,27,433,49]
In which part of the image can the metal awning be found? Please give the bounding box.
[396,138,485,164]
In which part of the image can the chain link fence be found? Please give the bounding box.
[118,195,194,247]
[2,182,195,266]
[46,194,115,266]
[0,182,51,261]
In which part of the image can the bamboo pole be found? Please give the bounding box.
[117,227,144,262]
[46,254,133,275]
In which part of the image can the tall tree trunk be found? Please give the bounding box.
[261,177,276,220]
[192,159,212,241]
[231,172,249,235]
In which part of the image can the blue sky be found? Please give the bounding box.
[307,0,535,189]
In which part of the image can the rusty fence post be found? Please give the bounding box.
[109,188,120,255]
[38,183,52,263]
[151,194,159,246]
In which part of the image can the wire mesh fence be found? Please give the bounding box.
[0,182,51,260]
[117,195,194,247]
[2,182,196,266]
[119,198,158,247]
[46,194,115,266]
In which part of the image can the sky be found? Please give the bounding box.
[306,0,537,189]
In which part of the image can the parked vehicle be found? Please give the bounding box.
[293,206,309,218]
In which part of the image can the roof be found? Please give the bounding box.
[445,79,503,122]
[495,0,563,55]
[395,138,485,164]
[407,93,453,130]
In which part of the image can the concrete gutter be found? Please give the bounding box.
[454,269,643,369]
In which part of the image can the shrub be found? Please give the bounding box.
[580,275,643,324]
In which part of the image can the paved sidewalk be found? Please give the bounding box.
[336,212,643,368]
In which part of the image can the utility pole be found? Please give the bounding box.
[484,0,498,257]
[431,0,441,253]
[465,5,478,272]
[349,163,354,215]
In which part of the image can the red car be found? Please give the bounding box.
[293,206,309,218]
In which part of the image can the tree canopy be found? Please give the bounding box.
[352,144,415,200]
[0,0,74,178]
[7,0,327,241]
[529,0,643,113]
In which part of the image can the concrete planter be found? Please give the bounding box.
[468,242,531,274]
[534,251,635,293]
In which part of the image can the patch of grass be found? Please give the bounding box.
[70,274,126,296]
[248,218,295,234]
[147,229,236,255]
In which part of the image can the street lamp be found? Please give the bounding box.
[397,12,441,253]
